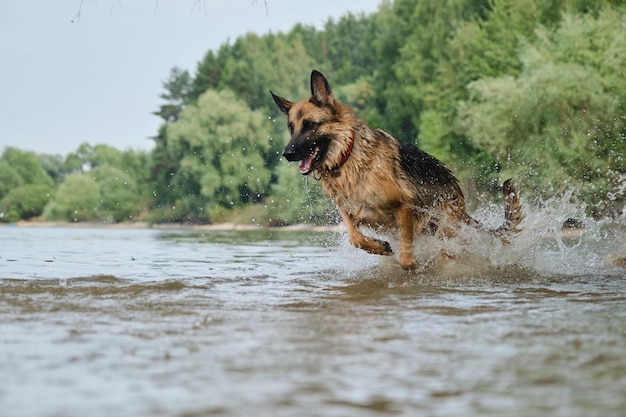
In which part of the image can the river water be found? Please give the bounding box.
[1,213,625,417]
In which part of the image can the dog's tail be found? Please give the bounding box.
[492,178,524,243]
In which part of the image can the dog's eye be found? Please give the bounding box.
[288,122,294,134]
[301,120,320,133]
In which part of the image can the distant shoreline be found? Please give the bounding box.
[4,219,585,238]
[5,220,622,266]
[4,220,339,233]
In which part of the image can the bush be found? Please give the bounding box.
[0,184,54,222]
[90,165,143,222]
[44,174,100,222]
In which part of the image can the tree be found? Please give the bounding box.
[64,143,126,172]
[38,153,67,185]
[153,67,193,122]
[0,160,23,201]
[91,165,143,222]
[63,142,152,198]
[190,32,316,111]
[322,12,377,86]
[456,7,626,217]
[153,88,276,222]
[44,173,100,222]
[0,147,54,189]
[0,184,54,223]
[0,148,56,220]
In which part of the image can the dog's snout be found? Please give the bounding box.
[282,145,298,162]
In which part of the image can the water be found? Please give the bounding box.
[1,217,625,417]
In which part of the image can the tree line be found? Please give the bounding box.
[2,0,625,224]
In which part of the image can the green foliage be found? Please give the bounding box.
[457,7,626,216]
[153,67,193,123]
[321,12,378,86]
[334,77,378,121]
[263,159,335,226]
[0,148,57,221]
[0,184,54,223]
[38,154,66,185]
[42,144,149,223]
[44,173,100,222]
[0,160,23,201]
[90,165,143,222]
[53,143,152,222]
[0,148,54,190]
[64,143,149,178]
[409,0,560,181]
[153,88,276,222]
[190,32,316,111]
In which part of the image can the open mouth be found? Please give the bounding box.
[283,137,330,176]
[298,146,320,175]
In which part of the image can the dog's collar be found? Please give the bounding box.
[336,130,355,170]
[315,130,355,180]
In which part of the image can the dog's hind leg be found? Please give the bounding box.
[493,179,524,242]
[339,210,393,256]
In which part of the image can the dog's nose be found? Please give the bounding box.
[282,145,298,162]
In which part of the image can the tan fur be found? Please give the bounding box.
[271,71,524,269]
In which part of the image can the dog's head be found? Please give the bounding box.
[270,70,351,176]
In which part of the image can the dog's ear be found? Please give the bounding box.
[270,91,292,115]
[310,70,334,106]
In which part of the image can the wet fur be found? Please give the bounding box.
[271,70,524,269]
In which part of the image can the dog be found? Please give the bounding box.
[271,70,523,269]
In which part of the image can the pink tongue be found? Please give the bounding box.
[298,152,316,173]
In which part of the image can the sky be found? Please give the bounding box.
[0,0,382,156]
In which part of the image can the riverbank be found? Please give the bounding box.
[5,218,585,239]
[6,220,338,233]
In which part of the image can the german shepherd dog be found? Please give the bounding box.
[271,70,523,269]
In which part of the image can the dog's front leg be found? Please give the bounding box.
[339,210,393,256]
[395,205,417,270]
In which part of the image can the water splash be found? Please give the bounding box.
[334,188,625,285]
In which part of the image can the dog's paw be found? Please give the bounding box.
[379,239,393,255]
[399,253,417,270]
[349,234,393,256]
[365,240,393,256]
